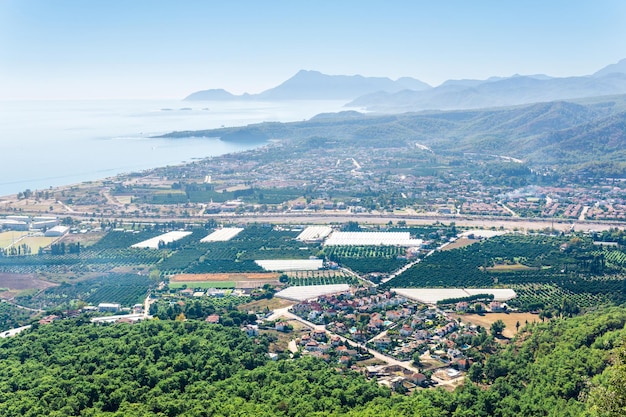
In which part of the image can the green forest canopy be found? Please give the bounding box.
[0,306,625,416]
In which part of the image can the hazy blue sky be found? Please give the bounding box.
[1,0,625,100]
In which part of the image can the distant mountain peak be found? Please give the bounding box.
[185,70,431,101]
[594,58,626,77]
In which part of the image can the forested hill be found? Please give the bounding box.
[0,309,625,416]
[159,95,626,176]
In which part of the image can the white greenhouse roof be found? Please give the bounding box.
[393,288,517,304]
[296,226,333,241]
[131,231,192,249]
[255,259,324,271]
[201,227,244,242]
[275,284,350,301]
[324,232,423,247]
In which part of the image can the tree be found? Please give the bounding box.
[468,362,483,383]
[490,320,506,337]
[412,352,422,368]
[588,345,626,416]
[149,269,161,281]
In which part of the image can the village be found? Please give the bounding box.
[250,285,513,392]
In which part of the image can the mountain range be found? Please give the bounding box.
[185,59,626,112]
[184,70,430,101]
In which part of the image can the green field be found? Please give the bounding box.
[169,281,236,289]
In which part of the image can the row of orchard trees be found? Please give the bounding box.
[0,243,32,257]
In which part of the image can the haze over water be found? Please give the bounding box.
[0,99,347,197]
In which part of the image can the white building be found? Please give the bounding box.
[44,225,69,237]
[98,303,121,312]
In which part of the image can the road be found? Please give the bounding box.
[143,294,153,318]
[381,258,421,284]
[5,300,44,313]
[268,306,421,374]
[43,210,624,233]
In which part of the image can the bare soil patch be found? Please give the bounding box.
[0,273,57,299]
[59,231,106,246]
[239,297,294,312]
[172,272,280,282]
[487,263,536,272]
[235,280,280,289]
[440,238,479,251]
[452,312,539,338]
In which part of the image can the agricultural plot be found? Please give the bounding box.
[386,234,626,310]
[255,259,323,271]
[171,272,279,282]
[324,231,423,247]
[169,281,235,289]
[15,273,152,309]
[184,225,318,274]
[89,229,163,250]
[0,231,30,248]
[296,226,332,242]
[170,272,279,289]
[275,284,350,301]
[200,227,244,242]
[323,245,409,274]
[0,273,57,298]
[14,236,57,252]
[132,231,192,249]
[287,270,358,287]
[393,288,516,304]
[508,283,615,310]
[601,249,626,267]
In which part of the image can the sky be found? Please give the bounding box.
[1,0,625,100]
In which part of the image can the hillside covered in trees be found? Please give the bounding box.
[0,307,625,416]
[160,95,626,178]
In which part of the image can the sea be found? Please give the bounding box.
[0,99,349,197]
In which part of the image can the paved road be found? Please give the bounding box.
[41,211,623,232]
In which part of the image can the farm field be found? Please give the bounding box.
[323,245,410,274]
[115,196,133,205]
[440,237,478,251]
[0,273,57,298]
[57,231,106,247]
[238,297,294,312]
[286,269,359,286]
[0,232,30,248]
[169,281,236,289]
[17,236,58,252]
[13,273,152,309]
[171,272,279,282]
[452,312,540,338]
[386,233,626,310]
